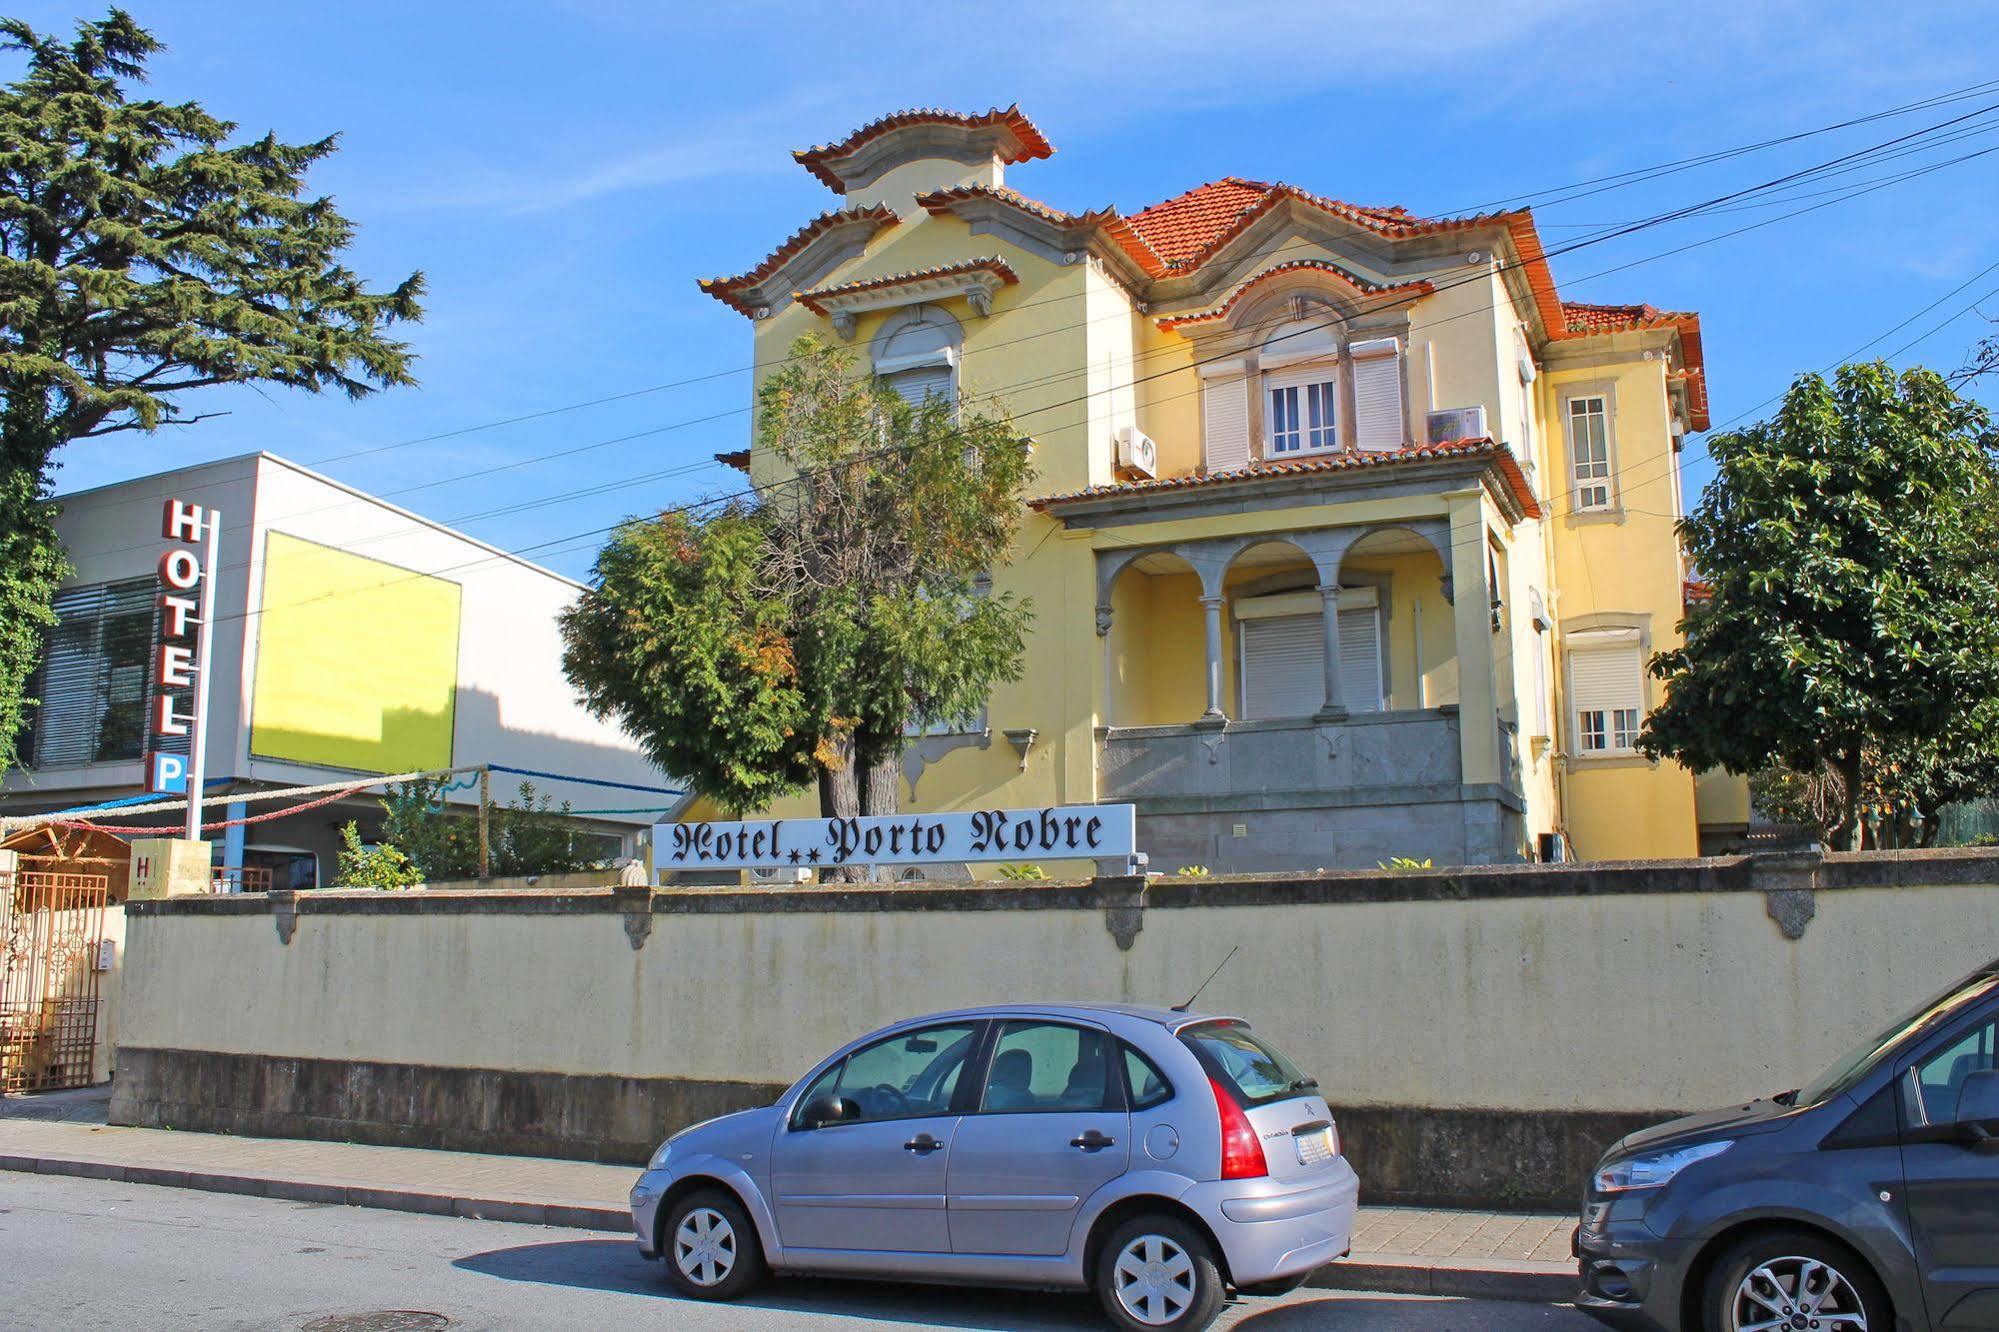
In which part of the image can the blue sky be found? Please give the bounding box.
[17,0,1999,580]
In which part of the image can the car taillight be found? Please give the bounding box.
[1210,1076,1268,1180]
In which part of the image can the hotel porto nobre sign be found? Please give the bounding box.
[660,804,1138,870]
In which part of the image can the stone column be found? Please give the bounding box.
[1315,585,1348,721]
[1199,594,1227,724]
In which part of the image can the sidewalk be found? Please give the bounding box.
[0,1116,1577,1303]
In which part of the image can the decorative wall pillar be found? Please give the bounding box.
[1447,491,1501,786]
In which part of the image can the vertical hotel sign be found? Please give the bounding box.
[150,498,221,841]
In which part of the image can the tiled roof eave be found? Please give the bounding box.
[697,205,900,316]
[795,256,1020,316]
[1028,439,1542,521]
[793,106,1054,193]
[1155,259,1435,331]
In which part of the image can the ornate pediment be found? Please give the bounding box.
[797,257,1019,338]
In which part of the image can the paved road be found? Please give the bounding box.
[0,1173,1598,1331]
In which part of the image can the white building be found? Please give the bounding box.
[1,453,670,888]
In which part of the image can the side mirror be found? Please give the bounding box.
[798,1093,849,1129]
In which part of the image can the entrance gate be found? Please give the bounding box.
[0,859,111,1094]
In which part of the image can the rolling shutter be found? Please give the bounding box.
[25,576,191,769]
[885,362,954,408]
[1239,603,1383,719]
[1351,337,1405,452]
[1201,366,1251,473]
[1240,615,1322,720]
[1568,630,1644,748]
[1338,607,1383,712]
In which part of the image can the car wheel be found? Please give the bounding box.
[659,1187,766,1301]
[1702,1229,1889,1332]
[1095,1213,1225,1332]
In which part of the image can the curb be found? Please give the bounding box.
[1310,1253,1578,1304]
[0,1153,629,1233]
[3,1151,1578,1305]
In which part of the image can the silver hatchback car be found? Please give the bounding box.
[630,1003,1358,1331]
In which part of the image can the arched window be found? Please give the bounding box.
[873,306,961,408]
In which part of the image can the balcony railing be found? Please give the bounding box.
[1097,708,1464,808]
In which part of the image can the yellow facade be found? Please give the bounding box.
[698,108,1728,867]
[249,532,462,773]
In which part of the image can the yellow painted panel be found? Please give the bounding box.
[250,532,461,773]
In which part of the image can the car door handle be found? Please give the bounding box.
[903,1133,944,1154]
[1070,1130,1117,1150]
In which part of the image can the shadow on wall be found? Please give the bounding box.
[253,687,671,818]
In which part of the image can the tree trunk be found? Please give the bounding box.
[1830,749,1865,852]
[815,734,861,882]
[860,754,900,818]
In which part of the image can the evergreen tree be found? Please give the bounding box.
[0,11,423,766]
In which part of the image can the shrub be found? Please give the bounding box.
[995,863,1048,881]
[1377,856,1434,873]
[334,823,423,890]
[1174,865,1212,877]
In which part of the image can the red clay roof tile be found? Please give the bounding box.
[697,205,899,315]
[793,106,1053,192]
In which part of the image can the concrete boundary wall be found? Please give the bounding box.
[111,850,1999,1207]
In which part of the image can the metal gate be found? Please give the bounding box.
[0,860,110,1094]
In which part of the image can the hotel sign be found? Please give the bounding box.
[150,498,222,840]
[660,804,1139,871]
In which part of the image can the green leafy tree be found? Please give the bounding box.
[1641,362,1999,848]
[0,11,423,767]
[562,335,1034,823]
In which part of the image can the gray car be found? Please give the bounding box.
[1577,957,1999,1331]
[629,1003,1358,1331]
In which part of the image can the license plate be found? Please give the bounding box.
[1294,1126,1336,1165]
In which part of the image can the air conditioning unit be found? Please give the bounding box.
[1117,425,1159,478]
[1426,405,1489,445]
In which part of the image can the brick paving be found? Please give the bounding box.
[0,1114,1577,1299]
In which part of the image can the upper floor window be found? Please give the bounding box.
[23,576,191,771]
[1260,319,1342,459]
[872,306,960,409]
[1567,393,1614,511]
[1267,369,1339,456]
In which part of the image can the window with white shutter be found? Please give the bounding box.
[1235,589,1383,720]
[1200,363,1251,473]
[1567,629,1644,753]
[1350,337,1405,451]
[24,576,191,769]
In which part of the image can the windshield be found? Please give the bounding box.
[1180,1020,1312,1108]
[1796,969,1999,1107]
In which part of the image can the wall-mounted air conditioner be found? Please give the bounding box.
[1426,406,1489,445]
[1117,425,1159,478]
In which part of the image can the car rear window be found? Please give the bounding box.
[1180,1021,1311,1108]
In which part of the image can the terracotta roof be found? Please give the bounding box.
[793,106,1053,192]
[795,256,1019,315]
[1556,300,1710,430]
[915,183,1167,277]
[1126,177,1516,273]
[1155,259,1435,331]
[697,205,899,315]
[1027,438,1542,519]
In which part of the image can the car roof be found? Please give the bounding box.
[878,1002,1243,1031]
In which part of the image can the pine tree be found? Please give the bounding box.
[0,11,423,766]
